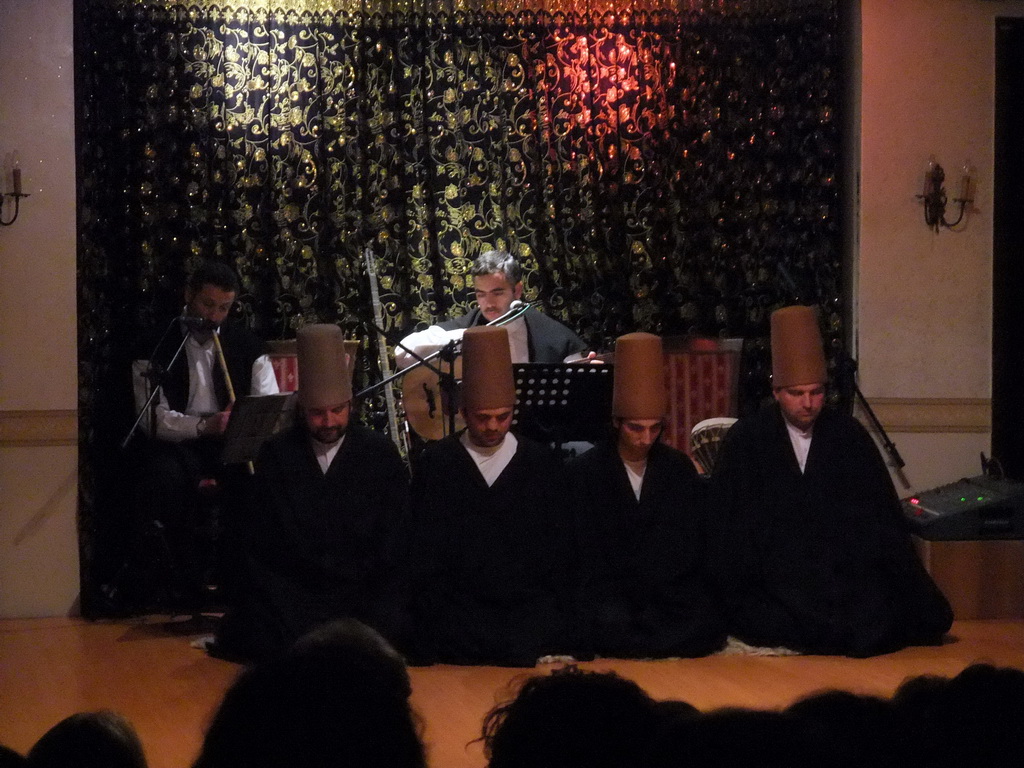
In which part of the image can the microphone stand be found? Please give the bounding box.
[487,300,535,326]
[355,300,536,438]
[121,317,192,450]
[355,329,447,399]
[355,324,461,439]
[841,356,905,470]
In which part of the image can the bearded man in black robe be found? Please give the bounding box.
[568,332,725,658]
[214,324,410,663]
[709,306,953,657]
[408,325,577,666]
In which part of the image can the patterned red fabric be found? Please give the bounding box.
[662,338,741,457]
[270,354,299,393]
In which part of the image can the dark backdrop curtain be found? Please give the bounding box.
[76,0,844,615]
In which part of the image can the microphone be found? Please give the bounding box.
[180,313,215,333]
[488,299,533,327]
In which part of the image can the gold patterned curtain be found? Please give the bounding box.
[107,1,830,15]
[77,0,844,614]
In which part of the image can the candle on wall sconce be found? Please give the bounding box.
[958,161,973,206]
[12,155,22,196]
[922,158,938,201]
[1,151,30,227]
[917,158,973,233]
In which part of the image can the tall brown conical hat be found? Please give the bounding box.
[770,305,827,388]
[612,332,668,419]
[297,324,353,408]
[461,326,515,412]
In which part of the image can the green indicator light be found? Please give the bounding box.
[960,497,967,502]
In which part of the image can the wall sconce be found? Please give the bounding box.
[1,153,30,226]
[917,160,973,233]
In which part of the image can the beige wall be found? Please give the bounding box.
[858,0,1024,494]
[1,0,1021,615]
[0,0,79,617]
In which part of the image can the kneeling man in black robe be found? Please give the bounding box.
[568,332,725,658]
[409,325,576,666]
[215,324,410,662]
[709,306,953,657]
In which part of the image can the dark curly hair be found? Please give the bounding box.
[481,666,659,768]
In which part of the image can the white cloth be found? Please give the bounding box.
[394,325,466,369]
[784,419,814,473]
[504,316,529,364]
[132,338,279,443]
[311,433,345,474]
[622,457,647,500]
[394,316,530,369]
[184,335,221,416]
[459,432,518,487]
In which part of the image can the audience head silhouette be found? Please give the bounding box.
[0,744,26,768]
[653,706,812,768]
[785,690,896,768]
[483,666,660,768]
[193,619,425,768]
[893,663,1024,768]
[25,711,146,768]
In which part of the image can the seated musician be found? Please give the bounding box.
[568,333,726,659]
[130,261,278,604]
[407,326,579,665]
[394,250,587,368]
[214,324,411,663]
[708,305,953,656]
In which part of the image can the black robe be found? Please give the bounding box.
[409,434,577,665]
[568,441,726,658]
[708,404,953,657]
[215,423,411,663]
[440,307,586,362]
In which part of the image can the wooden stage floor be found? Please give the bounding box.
[2,617,1024,768]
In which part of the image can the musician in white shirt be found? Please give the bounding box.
[129,261,278,607]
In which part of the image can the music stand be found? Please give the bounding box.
[220,393,297,465]
[512,363,614,446]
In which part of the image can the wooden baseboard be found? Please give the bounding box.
[0,410,78,447]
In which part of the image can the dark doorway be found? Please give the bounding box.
[992,18,1024,480]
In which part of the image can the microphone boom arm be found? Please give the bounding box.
[121,319,190,450]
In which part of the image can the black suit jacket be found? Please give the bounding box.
[440,306,586,362]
